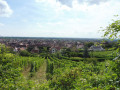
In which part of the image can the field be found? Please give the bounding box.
[0,45,120,90]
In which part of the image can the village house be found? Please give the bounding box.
[13,47,18,52]
[76,44,84,49]
[31,46,39,53]
[89,45,105,51]
[65,43,73,48]
[19,47,26,51]
[50,47,61,54]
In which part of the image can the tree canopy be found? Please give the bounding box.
[102,15,120,40]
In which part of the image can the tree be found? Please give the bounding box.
[83,45,89,58]
[19,50,31,56]
[102,15,120,52]
[86,42,94,48]
[0,44,8,54]
[102,15,120,40]
[27,46,34,52]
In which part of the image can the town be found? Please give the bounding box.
[0,37,113,54]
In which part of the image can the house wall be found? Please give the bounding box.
[51,48,56,53]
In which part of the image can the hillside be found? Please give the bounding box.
[0,44,120,90]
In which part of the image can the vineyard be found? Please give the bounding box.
[47,56,120,90]
[0,44,120,90]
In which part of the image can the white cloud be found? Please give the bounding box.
[58,0,73,7]
[33,0,120,38]
[0,0,13,17]
[35,0,71,11]
[0,23,4,26]
[36,22,43,28]
[47,22,62,26]
[58,0,109,7]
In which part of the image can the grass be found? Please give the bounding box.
[22,60,48,86]
[31,60,47,84]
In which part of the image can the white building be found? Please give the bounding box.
[89,45,105,51]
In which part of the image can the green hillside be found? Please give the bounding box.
[0,44,120,90]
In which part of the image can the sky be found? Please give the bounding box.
[0,0,120,38]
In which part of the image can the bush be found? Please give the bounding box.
[85,58,98,64]
[19,50,31,56]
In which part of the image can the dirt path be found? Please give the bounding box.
[22,66,31,79]
[31,60,47,84]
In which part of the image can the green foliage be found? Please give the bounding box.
[27,46,34,52]
[102,15,120,39]
[0,53,22,89]
[50,68,80,90]
[83,45,89,58]
[0,44,120,89]
[19,50,32,57]
[86,42,94,48]
[0,44,45,89]
[46,58,54,80]
[0,44,8,54]
[47,55,120,89]
[84,58,98,64]
[112,60,120,77]
[101,15,120,59]
[89,51,115,60]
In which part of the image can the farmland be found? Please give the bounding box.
[0,44,120,90]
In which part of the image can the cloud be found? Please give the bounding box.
[0,0,13,17]
[0,23,4,26]
[87,0,108,5]
[47,22,62,26]
[58,0,109,7]
[35,0,71,11]
[36,22,43,28]
[58,0,73,7]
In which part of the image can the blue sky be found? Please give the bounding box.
[0,0,120,38]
